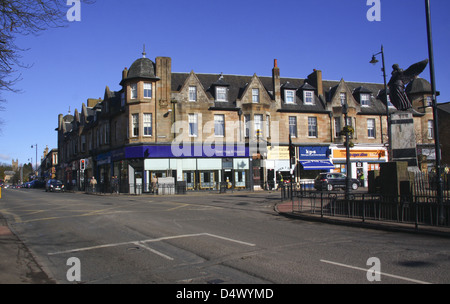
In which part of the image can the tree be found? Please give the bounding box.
[0,0,93,127]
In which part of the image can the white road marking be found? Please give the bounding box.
[320,259,432,284]
[132,242,174,261]
[47,233,255,259]
[203,233,256,247]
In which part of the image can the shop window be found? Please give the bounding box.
[200,171,216,189]
[235,171,246,188]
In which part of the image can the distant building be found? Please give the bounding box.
[56,52,435,193]
[437,101,450,167]
[4,171,15,184]
[40,146,58,181]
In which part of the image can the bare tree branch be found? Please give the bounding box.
[0,0,94,128]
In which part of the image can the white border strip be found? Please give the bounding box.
[320,259,432,284]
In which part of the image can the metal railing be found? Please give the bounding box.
[286,189,450,228]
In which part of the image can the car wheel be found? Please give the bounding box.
[351,183,358,190]
[327,184,333,191]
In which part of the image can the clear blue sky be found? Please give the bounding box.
[1,0,449,168]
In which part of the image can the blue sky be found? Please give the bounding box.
[1,0,449,168]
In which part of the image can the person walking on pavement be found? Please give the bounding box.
[90,176,97,193]
[112,176,119,194]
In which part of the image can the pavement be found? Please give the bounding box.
[0,213,55,284]
[1,188,449,284]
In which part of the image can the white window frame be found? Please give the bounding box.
[285,90,295,104]
[143,113,152,136]
[252,88,260,103]
[428,120,434,139]
[189,86,197,102]
[361,93,370,106]
[308,117,318,138]
[130,83,137,99]
[244,114,250,138]
[214,114,225,137]
[132,114,139,137]
[144,83,152,99]
[266,115,271,138]
[367,118,376,138]
[387,95,394,108]
[188,114,198,137]
[216,87,227,102]
[254,114,263,138]
[334,117,341,138]
[303,91,314,105]
[340,92,347,105]
[289,116,297,138]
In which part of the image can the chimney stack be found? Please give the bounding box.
[307,69,323,98]
[272,59,281,104]
[122,67,128,81]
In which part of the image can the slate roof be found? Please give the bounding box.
[121,57,160,85]
[171,72,387,114]
[406,77,432,94]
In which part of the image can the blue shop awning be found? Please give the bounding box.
[299,160,335,170]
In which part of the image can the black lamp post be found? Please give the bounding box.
[342,102,351,199]
[370,45,391,161]
[31,144,38,176]
[425,0,445,225]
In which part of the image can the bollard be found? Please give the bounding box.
[0,187,2,199]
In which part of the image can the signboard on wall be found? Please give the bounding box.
[267,146,289,160]
[332,149,386,160]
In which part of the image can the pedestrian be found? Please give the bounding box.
[112,176,119,194]
[151,175,158,194]
[90,176,97,193]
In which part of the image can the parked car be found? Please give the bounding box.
[314,173,360,191]
[45,179,65,192]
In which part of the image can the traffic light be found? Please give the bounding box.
[80,159,86,171]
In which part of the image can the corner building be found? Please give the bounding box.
[56,52,435,193]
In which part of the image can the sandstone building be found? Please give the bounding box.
[56,52,435,192]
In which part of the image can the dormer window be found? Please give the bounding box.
[360,93,370,106]
[303,91,314,105]
[285,90,295,104]
[387,95,394,107]
[216,87,227,102]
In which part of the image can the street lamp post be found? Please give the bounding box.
[425,0,445,225]
[370,45,391,161]
[342,102,351,199]
[31,144,37,177]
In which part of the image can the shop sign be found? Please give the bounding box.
[333,149,386,159]
[125,145,250,159]
[267,146,289,160]
[299,146,330,160]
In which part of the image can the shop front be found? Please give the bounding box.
[108,144,250,193]
[330,146,387,187]
[266,146,291,190]
[297,146,334,188]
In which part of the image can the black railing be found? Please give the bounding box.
[285,189,450,228]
